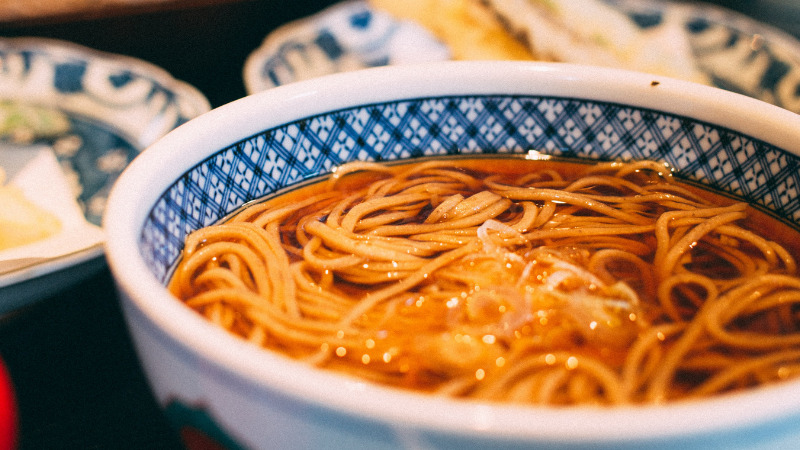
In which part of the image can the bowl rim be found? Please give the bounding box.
[105,60,800,444]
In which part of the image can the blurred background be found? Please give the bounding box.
[2,0,797,110]
[0,0,798,448]
[0,0,341,109]
[709,0,800,39]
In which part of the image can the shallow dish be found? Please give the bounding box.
[106,61,800,449]
[0,37,210,313]
[244,0,800,115]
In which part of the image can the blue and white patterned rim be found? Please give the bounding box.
[0,38,209,146]
[0,37,211,225]
[244,0,800,114]
[140,94,799,283]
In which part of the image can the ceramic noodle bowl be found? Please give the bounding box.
[104,62,800,449]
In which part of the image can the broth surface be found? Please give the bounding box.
[170,157,800,405]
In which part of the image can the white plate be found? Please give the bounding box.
[0,37,210,314]
[243,0,800,114]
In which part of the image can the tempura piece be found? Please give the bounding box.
[370,0,709,84]
[482,0,709,83]
[0,167,61,251]
[368,0,535,60]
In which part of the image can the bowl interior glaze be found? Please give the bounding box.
[107,61,800,448]
[141,93,800,281]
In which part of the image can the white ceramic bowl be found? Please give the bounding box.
[105,61,800,449]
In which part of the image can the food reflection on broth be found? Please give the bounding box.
[169,157,800,405]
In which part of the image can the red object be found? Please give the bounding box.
[0,358,16,450]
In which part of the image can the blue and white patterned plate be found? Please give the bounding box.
[243,0,800,114]
[0,37,210,313]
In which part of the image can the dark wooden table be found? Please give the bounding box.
[0,1,796,448]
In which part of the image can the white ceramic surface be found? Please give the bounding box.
[106,61,800,449]
[0,37,210,313]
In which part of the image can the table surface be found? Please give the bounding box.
[0,0,797,448]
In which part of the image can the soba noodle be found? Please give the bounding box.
[169,158,800,405]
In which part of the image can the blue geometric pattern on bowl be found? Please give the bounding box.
[141,95,800,283]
